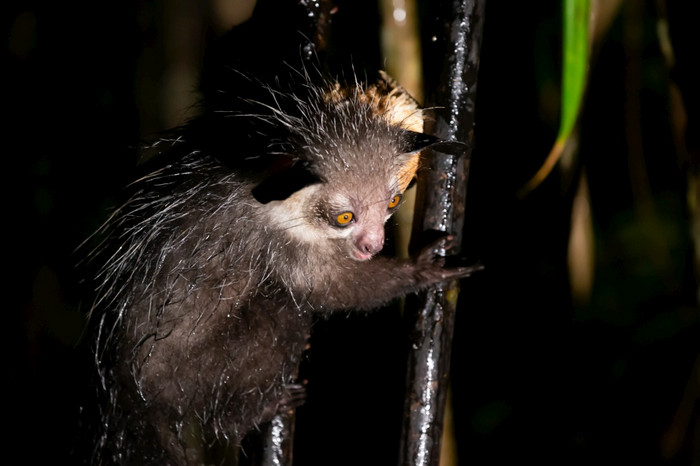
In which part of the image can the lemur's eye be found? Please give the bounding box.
[388,194,402,210]
[335,211,354,227]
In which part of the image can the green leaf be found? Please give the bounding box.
[558,0,590,143]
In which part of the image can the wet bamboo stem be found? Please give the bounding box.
[399,1,484,465]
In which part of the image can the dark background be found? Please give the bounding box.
[6,0,698,464]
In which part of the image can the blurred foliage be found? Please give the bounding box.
[559,0,589,142]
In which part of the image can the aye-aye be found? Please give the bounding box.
[82,69,478,465]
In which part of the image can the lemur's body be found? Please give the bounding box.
[83,68,475,464]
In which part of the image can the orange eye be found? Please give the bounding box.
[388,194,402,209]
[335,211,354,226]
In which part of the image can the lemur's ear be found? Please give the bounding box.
[251,158,321,204]
[395,131,470,192]
[404,130,469,156]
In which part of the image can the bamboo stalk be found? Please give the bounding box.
[399,1,485,465]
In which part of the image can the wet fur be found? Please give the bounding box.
[82,71,474,465]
